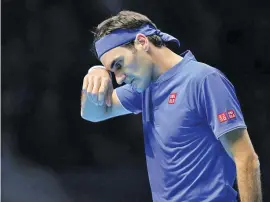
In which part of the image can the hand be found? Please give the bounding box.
[82,67,113,107]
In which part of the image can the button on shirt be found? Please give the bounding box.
[116,50,247,202]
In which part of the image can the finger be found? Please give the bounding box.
[105,90,110,107]
[92,76,101,104]
[87,76,94,101]
[106,83,113,107]
[109,87,113,106]
[82,75,88,91]
[81,87,87,105]
[86,76,94,93]
[98,78,109,106]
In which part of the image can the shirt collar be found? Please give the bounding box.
[150,50,196,86]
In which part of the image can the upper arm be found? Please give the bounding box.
[197,71,247,139]
[219,128,258,163]
[196,71,257,161]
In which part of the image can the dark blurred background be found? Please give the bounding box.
[1,0,270,201]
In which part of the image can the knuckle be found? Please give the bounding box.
[88,75,94,82]
[98,86,105,93]
[102,79,109,88]
[101,84,108,92]
[91,75,97,81]
[84,76,88,83]
[98,90,105,95]
[87,91,93,95]
[103,77,109,83]
[94,76,101,81]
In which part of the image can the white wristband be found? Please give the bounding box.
[88,65,112,78]
[88,65,106,74]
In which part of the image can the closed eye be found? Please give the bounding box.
[114,62,122,71]
[110,56,124,72]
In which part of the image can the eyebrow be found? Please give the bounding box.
[109,56,121,71]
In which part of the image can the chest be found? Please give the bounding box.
[142,86,205,148]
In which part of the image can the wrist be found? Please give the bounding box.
[88,65,106,73]
[88,65,112,78]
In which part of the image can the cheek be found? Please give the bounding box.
[125,54,152,78]
[125,55,138,71]
[125,59,141,76]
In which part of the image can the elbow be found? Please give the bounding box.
[252,153,260,168]
[249,152,260,168]
[235,152,260,169]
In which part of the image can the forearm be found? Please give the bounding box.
[80,90,107,122]
[235,157,262,202]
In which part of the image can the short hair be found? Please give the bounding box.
[91,10,165,57]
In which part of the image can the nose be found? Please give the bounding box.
[115,72,127,85]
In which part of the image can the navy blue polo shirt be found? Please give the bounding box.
[116,50,247,202]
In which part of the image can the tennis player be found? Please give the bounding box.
[81,10,262,202]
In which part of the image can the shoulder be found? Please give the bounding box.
[185,60,227,86]
[188,60,221,78]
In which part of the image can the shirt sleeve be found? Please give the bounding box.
[115,84,142,114]
[197,71,247,139]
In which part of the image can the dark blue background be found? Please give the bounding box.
[2,0,270,201]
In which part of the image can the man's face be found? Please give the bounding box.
[100,40,153,93]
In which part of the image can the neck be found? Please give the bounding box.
[151,46,183,81]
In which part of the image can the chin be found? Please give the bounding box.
[132,79,150,93]
[132,83,143,93]
[134,84,148,93]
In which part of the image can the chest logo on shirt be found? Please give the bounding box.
[168,93,177,104]
[218,109,236,123]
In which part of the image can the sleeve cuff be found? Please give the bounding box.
[216,124,247,140]
[115,87,138,114]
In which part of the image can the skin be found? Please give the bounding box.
[220,128,262,202]
[100,33,183,92]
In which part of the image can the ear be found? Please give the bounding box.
[134,33,149,52]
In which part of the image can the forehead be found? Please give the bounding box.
[100,46,131,70]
